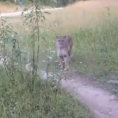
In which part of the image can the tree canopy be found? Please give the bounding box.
[1,0,84,6]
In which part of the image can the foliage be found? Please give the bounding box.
[0,1,94,118]
[0,69,93,118]
[1,0,81,6]
[0,17,22,82]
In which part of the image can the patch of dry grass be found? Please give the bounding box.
[0,1,23,13]
[4,0,118,35]
[44,0,118,34]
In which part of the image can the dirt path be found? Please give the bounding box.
[0,7,63,18]
[61,74,118,118]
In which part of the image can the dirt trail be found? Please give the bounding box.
[0,8,63,18]
[61,74,118,118]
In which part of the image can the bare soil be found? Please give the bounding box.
[61,72,118,118]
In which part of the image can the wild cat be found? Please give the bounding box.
[56,35,73,70]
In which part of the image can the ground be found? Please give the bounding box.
[61,71,118,118]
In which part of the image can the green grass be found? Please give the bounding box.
[71,20,118,94]
[5,0,118,95]
[0,69,93,118]
[72,24,118,76]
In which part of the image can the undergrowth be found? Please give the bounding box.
[0,69,93,118]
